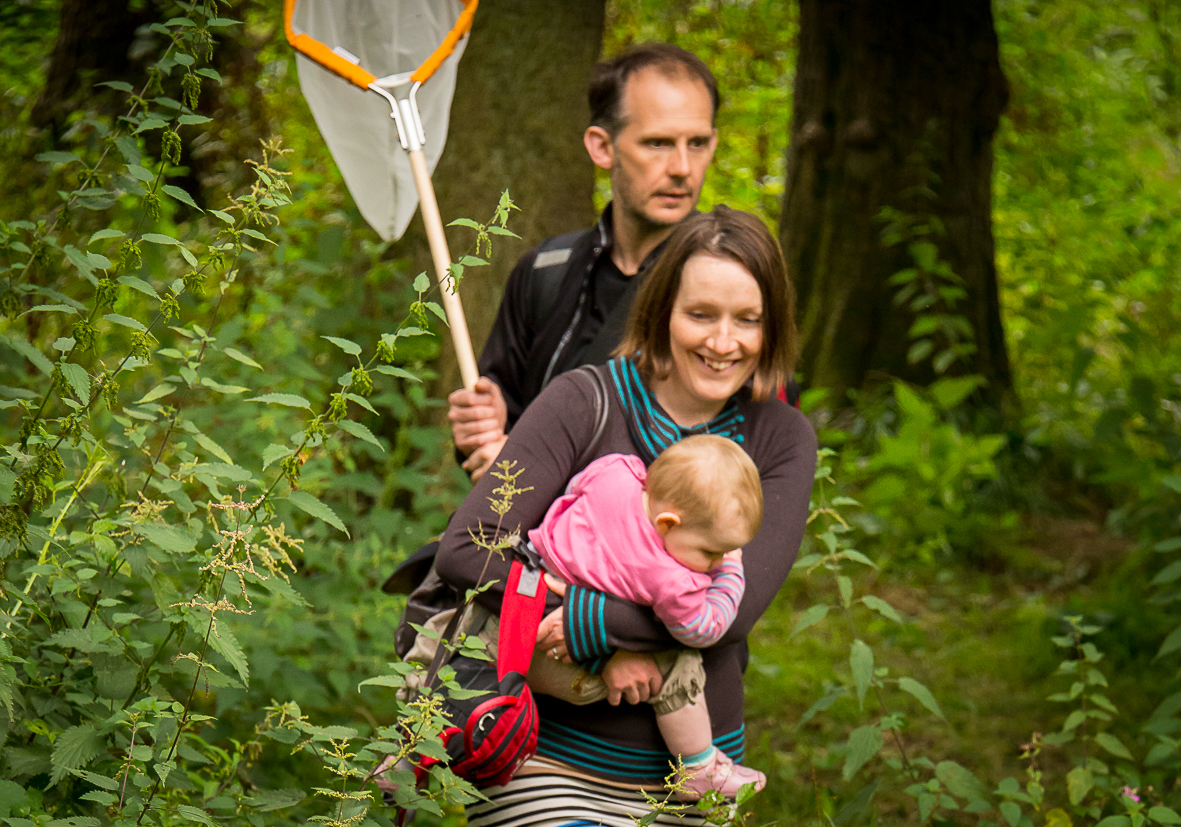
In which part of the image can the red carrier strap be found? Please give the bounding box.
[497,560,548,679]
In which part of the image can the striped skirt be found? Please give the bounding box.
[465,759,713,827]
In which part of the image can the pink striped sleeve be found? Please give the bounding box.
[659,559,745,648]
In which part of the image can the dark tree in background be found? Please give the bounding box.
[395,0,606,399]
[30,0,153,135]
[781,0,1012,406]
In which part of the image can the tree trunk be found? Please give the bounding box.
[781,0,1011,406]
[394,0,605,401]
[31,0,153,134]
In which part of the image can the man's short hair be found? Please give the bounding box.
[588,43,720,136]
[646,435,763,540]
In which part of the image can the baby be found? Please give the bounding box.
[527,434,766,800]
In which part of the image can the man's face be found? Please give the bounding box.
[587,68,718,233]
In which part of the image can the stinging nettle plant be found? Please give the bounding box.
[0,3,524,825]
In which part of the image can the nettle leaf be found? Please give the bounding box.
[425,301,449,325]
[791,604,828,638]
[1,333,54,375]
[842,724,883,781]
[195,433,233,464]
[850,639,874,709]
[186,614,249,686]
[162,184,202,211]
[137,383,175,404]
[412,272,430,292]
[936,760,988,804]
[248,393,310,409]
[898,677,944,719]
[1157,624,1181,659]
[47,628,115,654]
[338,420,385,452]
[322,335,362,356]
[223,347,262,370]
[287,491,350,536]
[245,789,306,811]
[188,463,252,481]
[104,313,147,332]
[142,232,182,246]
[135,117,168,133]
[132,523,198,554]
[1149,807,1181,826]
[59,363,90,402]
[89,229,125,245]
[28,304,79,315]
[373,365,422,383]
[346,393,377,414]
[124,164,155,182]
[1066,765,1093,805]
[174,805,216,826]
[117,275,159,299]
[37,151,82,166]
[262,444,292,470]
[200,377,249,394]
[861,594,901,622]
[50,724,104,785]
[1094,732,1134,760]
[177,114,212,126]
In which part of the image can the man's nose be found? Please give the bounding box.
[667,142,691,178]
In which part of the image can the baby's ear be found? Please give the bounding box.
[653,511,681,536]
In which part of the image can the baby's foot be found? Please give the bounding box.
[674,748,765,801]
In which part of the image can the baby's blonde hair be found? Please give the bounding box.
[645,435,763,541]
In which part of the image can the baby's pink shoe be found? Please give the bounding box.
[674,748,766,801]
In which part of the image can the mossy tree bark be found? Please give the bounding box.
[781,0,1012,407]
[394,0,606,401]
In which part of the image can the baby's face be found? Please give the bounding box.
[662,519,749,573]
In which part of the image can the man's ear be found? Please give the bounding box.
[706,127,719,160]
[584,126,614,172]
[653,511,681,536]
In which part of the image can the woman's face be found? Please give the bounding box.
[663,253,764,413]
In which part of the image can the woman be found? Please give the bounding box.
[435,206,817,826]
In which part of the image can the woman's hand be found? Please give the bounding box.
[536,607,568,661]
[602,650,663,706]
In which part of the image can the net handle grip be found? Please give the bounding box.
[408,148,479,390]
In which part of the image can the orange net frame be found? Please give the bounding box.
[282,0,478,91]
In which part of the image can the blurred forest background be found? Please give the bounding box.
[1,1,1180,826]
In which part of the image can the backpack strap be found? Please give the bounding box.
[527,230,584,332]
[497,556,548,680]
[571,365,610,473]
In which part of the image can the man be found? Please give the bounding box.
[448,44,720,481]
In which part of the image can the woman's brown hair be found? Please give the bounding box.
[614,206,797,400]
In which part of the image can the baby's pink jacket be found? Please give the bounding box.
[528,453,745,648]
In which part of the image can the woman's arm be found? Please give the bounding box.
[566,403,817,655]
[435,371,599,616]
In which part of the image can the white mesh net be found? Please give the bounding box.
[291,0,468,241]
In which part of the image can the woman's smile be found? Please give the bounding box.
[652,253,764,426]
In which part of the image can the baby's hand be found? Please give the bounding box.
[544,572,568,596]
[724,548,743,564]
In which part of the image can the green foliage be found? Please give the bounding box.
[0,4,537,824]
